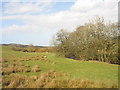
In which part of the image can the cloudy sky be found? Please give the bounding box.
[1,0,119,46]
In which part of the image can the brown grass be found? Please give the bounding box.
[2,59,8,63]
[31,65,39,72]
[2,54,117,88]
[2,62,30,74]
[2,70,118,88]
[2,67,13,75]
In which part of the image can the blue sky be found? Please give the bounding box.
[1,0,118,46]
[2,2,74,27]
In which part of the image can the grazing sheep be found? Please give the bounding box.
[44,55,47,58]
[41,55,47,59]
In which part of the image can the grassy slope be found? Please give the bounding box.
[2,46,118,86]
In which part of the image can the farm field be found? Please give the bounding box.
[1,46,119,88]
[1,0,119,88]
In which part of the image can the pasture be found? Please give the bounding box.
[1,46,119,88]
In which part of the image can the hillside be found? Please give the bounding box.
[1,46,119,88]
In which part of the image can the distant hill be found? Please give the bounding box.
[0,43,52,48]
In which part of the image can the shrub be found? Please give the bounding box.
[12,45,36,52]
[35,47,54,53]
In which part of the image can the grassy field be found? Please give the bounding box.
[1,46,119,88]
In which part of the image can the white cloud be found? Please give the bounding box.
[3,1,53,14]
[69,0,118,23]
[4,3,39,14]
[71,0,119,11]
[1,0,76,2]
[2,0,119,34]
[70,0,100,12]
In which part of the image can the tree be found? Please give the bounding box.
[53,16,119,64]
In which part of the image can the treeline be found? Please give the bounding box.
[12,45,54,53]
[12,44,36,52]
[53,17,120,64]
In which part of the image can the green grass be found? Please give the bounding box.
[2,46,119,87]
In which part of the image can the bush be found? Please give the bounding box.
[12,46,36,52]
[35,47,54,53]
[12,46,54,53]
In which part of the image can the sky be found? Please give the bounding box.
[0,0,119,46]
